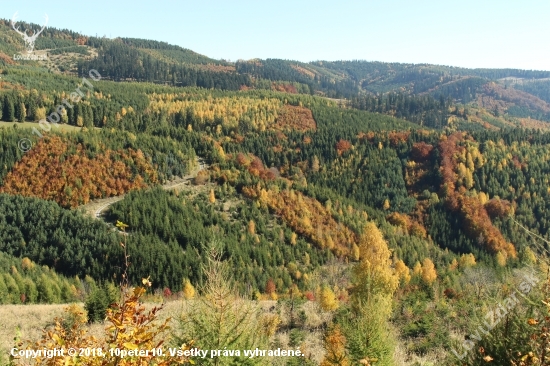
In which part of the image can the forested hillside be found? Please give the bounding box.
[3,17,550,366]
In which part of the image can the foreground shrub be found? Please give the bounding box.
[12,283,191,365]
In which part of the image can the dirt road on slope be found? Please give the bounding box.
[79,158,207,219]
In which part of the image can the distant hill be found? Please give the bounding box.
[2,17,550,127]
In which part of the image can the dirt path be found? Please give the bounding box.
[79,158,207,219]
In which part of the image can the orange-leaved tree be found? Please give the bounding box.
[321,325,350,366]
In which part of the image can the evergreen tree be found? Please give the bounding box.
[3,95,15,122]
[174,241,271,365]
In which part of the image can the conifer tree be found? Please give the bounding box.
[3,95,15,122]
[248,219,256,235]
[0,275,8,304]
[174,241,271,365]
[311,155,320,172]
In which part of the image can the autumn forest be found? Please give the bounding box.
[2,15,550,366]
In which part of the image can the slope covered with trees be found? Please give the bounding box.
[4,18,550,365]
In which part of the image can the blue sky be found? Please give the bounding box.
[3,0,549,70]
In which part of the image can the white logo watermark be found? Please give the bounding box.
[11,11,48,61]
[450,268,540,360]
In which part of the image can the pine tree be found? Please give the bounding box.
[290,232,297,245]
[36,274,55,303]
[3,95,15,122]
[174,241,271,365]
[85,286,108,323]
[341,294,395,366]
[4,272,22,303]
[23,278,38,303]
[18,103,27,122]
[352,243,360,261]
[0,275,8,304]
[248,220,256,235]
[344,222,398,366]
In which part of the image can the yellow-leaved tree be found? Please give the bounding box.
[16,266,191,365]
[319,285,339,311]
[183,279,195,299]
[341,222,398,366]
[421,258,437,285]
[16,285,192,365]
[352,222,399,302]
[459,253,476,269]
[394,259,411,285]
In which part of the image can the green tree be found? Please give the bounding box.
[343,222,399,365]
[23,278,38,303]
[174,241,271,365]
[17,102,27,122]
[0,275,8,304]
[3,95,15,122]
[36,274,56,303]
[85,283,118,323]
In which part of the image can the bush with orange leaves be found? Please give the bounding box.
[12,283,191,365]
[485,197,513,219]
[11,279,191,366]
[335,140,352,156]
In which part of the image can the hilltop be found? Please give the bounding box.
[2,17,550,130]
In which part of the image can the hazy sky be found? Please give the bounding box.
[3,0,549,70]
